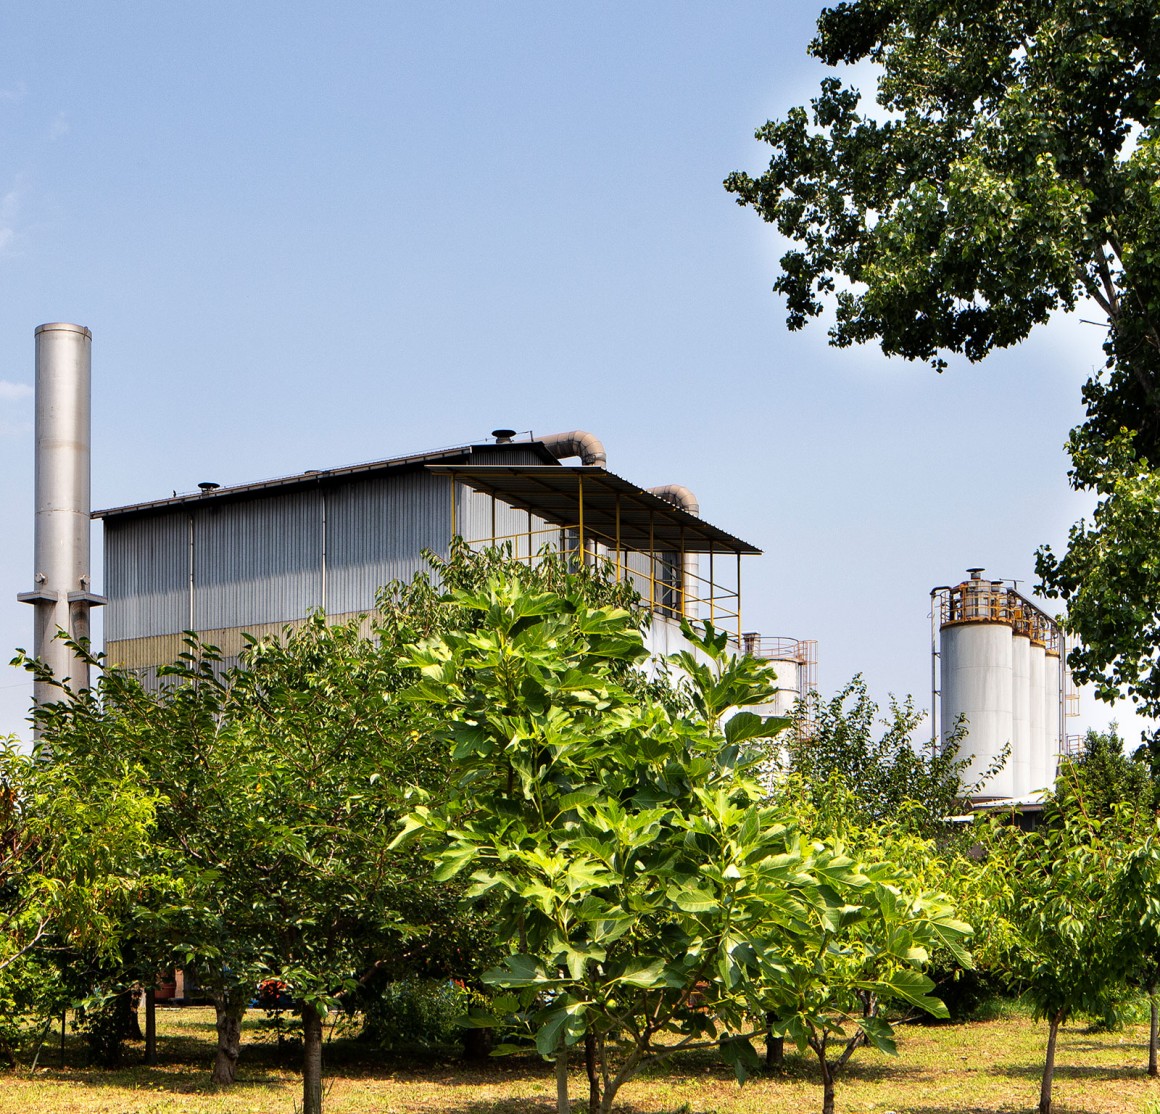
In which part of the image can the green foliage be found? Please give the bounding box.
[360,979,481,1051]
[976,802,1155,1111]
[1049,726,1157,823]
[395,573,967,1114]
[1037,430,1160,725]
[726,0,1160,386]
[727,1,1160,744]
[776,676,975,834]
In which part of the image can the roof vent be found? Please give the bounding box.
[492,429,517,443]
[198,481,220,493]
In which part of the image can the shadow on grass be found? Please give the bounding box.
[988,1060,1147,1083]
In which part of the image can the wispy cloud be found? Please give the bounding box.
[0,187,19,255]
[48,111,68,141]
[0,380,33,401]
[0,82,27,104]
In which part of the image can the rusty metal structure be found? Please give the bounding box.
[931,568,1074,800]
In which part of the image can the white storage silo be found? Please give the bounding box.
[940,613,1017,799]
[1010,629,1031,796]
[1028,638,1047,791]
[934,569,1068,803]
[1044,646,1062,780]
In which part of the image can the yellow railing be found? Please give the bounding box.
[459,519,742,640]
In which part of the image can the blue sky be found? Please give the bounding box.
[0,3,1149,745]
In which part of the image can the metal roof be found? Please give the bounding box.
[428,465,761,555]
[93,441,560,520]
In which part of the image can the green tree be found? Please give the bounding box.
[0,736,163,1064]
[1051,725,1156,820]
[725,0,1160,731]
[777,676,979,833]
[1036,431,1160,727]
[982,811,1137,1114]
[396,576,968,1114]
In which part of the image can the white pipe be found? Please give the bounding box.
[648,484,700,620]
[538,430,607,468]
[18,323,103,706]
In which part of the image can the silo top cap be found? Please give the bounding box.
[35,323,92,338]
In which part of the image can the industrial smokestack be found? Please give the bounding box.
[18,323,104,708]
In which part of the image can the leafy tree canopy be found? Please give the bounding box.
[396,578,969,1114]
[727,0,1160,735]
[776,675,974,833]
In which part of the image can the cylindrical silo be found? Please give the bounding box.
[940,617,1016,799]
[1028,638,1047,791]
[1010,628,1031,796]
[1045,647,1062,782]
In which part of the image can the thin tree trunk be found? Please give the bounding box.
[821,1058,835,1114]
[210,986,247,1085]
[585,1030,600,1113]
[765,1012,784,1070]
[302,1002,324,1114]
[1040,1010,1063,1114]
[811,1038,835,1114]
[556,1038,569,1114]
[144,988,157,1065]
[127,989,144,1041]
[1148,992,1159,1078]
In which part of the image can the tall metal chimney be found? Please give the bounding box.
[18,323,104,707]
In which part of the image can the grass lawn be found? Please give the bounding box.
[2,1005,1159,1114]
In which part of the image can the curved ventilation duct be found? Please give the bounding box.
[648,484,700,620]
[537,429,607,468]
[646,483,699,517]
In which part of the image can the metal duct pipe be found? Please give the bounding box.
[18,323,103,708]
[647,484,699,517]
[538,429,607,468]
[648,484,700,620]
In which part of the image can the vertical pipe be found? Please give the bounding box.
[20,324,101,706]
[320,488,327,613]
[735,552,742,644]
[614,493,621,582]
[931,590,940,750]
[648,510,655,613]
[709,542,715,624]
[188,513,195,629]
[577,473,585,568]
[449,473,457,539]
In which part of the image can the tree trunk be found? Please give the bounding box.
[1040,1010,1062,1114]
[585,1030,601,1114]
[462,1025,493,1061]
[765,1013,784,1070]
[127,989,144,1041]
[144,989,157,1065]
[1150,992,1158,1078]
[821,1058,835,1114]
[302,1001,324,1114]
[556,1038,569,1114]
[811,1039,835,1114]
[210,986,247,1085]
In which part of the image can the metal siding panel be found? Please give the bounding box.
[192,491,323,629]
[327,472,450,614]
[103,515,190,640]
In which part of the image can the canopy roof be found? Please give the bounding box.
[428,465,761,555]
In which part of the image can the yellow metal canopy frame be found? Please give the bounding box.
[427,465,761,642]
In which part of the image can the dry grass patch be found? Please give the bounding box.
[1,1006,1159,1113]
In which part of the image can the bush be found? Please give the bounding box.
[360,979,476,1051]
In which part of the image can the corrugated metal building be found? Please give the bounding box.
[94,434,762,678]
